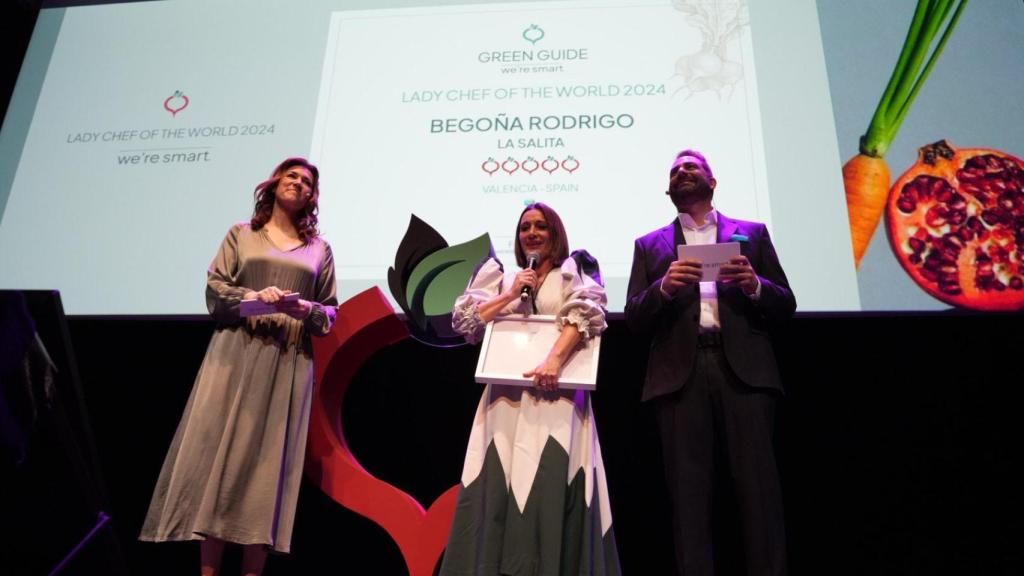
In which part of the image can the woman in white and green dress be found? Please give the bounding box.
[140,158,337,576]
[442,202,620,576]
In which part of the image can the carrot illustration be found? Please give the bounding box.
[845,0,968,268]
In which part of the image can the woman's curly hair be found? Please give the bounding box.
[250,157,320,242]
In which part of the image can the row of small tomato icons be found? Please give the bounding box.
[482,156,580,175]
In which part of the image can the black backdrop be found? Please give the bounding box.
[59,312,1022,575]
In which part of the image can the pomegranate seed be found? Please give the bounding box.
[999,192,1018,211]
[939,282,962,295]
[982,210,1003,225]
[909,180,925,200]
[926,205,949,227]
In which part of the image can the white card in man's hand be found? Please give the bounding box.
[677,242,741,282]
[240,292,300,317]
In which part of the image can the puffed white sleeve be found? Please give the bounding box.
[557,254,608,340]
[451,257,505,344]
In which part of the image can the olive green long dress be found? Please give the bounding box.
[139,222,337,553]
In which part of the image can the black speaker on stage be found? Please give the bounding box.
[0,290,127,575]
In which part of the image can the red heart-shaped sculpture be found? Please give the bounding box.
[305,287,460,576]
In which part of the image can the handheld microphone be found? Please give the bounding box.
[520,252,540,301]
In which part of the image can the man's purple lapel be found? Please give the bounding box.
[717,212,740,245]
[657,219,683,256]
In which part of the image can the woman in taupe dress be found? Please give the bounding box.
[140,157,337,576]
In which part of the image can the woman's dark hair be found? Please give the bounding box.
[251,157,320,242]
[515,202,569,268]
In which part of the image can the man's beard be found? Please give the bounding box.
[668,179,713,209]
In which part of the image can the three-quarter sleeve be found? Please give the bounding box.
[451,258,505,344]
[206,224,252,323]
[556,257,608,340]
[304,240,339,337]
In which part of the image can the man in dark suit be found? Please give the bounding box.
[625,149,795,576]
